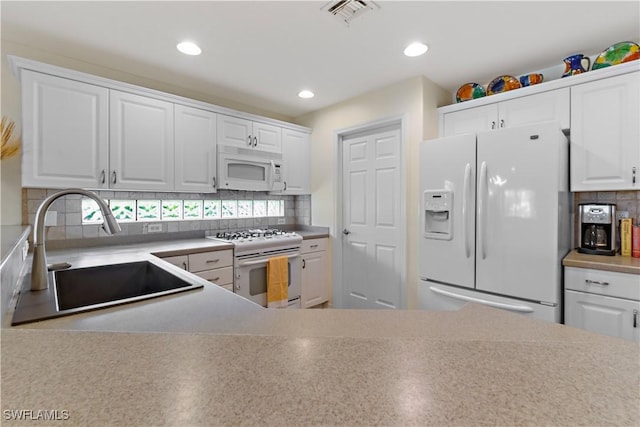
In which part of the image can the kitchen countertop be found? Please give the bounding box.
[563,249,640,275]
[2,303,639,426]
[3,234,638,425]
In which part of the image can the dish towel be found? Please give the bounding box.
[267,256,289,308]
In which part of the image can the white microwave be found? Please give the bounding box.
[217,145,285,191]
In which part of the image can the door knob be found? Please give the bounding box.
[343,228,351,235]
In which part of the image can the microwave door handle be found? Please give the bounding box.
[269,160,276,189]
[237,254,300,267]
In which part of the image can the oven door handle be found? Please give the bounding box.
[237,254,300,267]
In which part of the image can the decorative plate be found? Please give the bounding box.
[456,83,486,103]
[519,73,544,87]
[592,41,640,70]
[487,75,521,95]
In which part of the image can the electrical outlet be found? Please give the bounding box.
[44,211,57,226]
[617,211,629,220]
[277,218,285,225]
[147,223,163,233]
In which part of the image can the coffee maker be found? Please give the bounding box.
[578,204,617,256]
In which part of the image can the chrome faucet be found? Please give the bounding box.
[31,188,121,291]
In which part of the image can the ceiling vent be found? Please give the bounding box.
[322,0,380,26]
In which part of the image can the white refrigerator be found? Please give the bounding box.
[418,122,570,322]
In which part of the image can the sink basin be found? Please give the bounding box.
[12,260,203,325]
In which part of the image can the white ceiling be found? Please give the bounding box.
[2,1,639,119]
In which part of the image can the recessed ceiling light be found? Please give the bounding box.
[177,41,202,56]
[404,42,428,57]
[298,90,315,99]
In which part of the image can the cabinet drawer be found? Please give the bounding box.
[194,266,234,286]
[565,267,640,300]
[188,249,233,273]
[302,238,327,253]
[161,255,188,270]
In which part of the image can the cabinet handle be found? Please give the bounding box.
[100,169,106,184]
[212,177,216,189]
[111,171,117,184]
[633,167,637,185]
[181,261,187,270]
[491,121,496,130]
[206,258,220,264]
[302,259,306,269]
[247,135,252,146]
[253,136,258,147]
[634,310,638,328]
[284,181,287,192]
[209,277,220,282]
[500,119,505,128]
[585,279,609,286]
[310,244,318,249]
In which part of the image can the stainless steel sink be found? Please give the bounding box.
[12,260,203,325]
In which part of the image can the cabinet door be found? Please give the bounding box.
[174,105,217,192]
[217,114,253,149]
[565,290,640,342]
[442,104,498,136]
[302,249,328,308]
[110,90,174,191]
[570,72,640,191]
[499,88,570,130]
[253,122,282,153]
[161,255,188,270]
[281,129,311,194]
[21,70,109,189]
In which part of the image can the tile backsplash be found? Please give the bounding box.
[23,189,311,242]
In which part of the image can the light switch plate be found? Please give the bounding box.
[617,211,629,220]
[146,223,163,233]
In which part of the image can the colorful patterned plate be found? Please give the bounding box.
[456,83,486,103]
[487,75,521,95]
[592,41,640,70]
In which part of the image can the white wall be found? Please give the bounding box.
[295,76,449,308]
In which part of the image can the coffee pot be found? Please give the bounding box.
[562,54,591,77]
[578,204,617,256]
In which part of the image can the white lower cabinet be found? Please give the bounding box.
[159,249,234,291]
[564,267,640,342]
[301,238,329,308]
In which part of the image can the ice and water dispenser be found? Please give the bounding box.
[423,190,453,240]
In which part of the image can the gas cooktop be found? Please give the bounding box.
[207,228,302,255]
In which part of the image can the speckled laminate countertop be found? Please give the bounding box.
[2,304,639,426]
[563,249,640,275]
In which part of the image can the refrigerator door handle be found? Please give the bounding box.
[462,163,472,258]
[478,161,488,260]
[429,286,535,313]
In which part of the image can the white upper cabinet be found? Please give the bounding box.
[570,72,640,191]
[174,105,217,192]
[217,114,282,153]
[280,129,311,195]
[442,88,570,137]
[21,70,109,189]
[109,90,174,191]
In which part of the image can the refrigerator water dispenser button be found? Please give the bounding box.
[423,190,453,240]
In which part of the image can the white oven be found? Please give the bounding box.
[217,145,285,192]
[234,248,302,308]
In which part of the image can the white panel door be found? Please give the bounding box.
[217,114,253,149]
[476,123,566,304]
[342,126,402,309]
[253,122,282,153]
[174,105,217,192]
[280,129,311,194]
[499,88,570,130]
[110,90,174,191]
[442,104,498,136]
[21,70,109,189]
[570,72,640,191]
[419,134,476,289]
[565,290,640,342]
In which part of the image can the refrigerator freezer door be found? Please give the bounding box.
[475,123,568,304]
[419,134,476,288]
[418,281,560,323]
